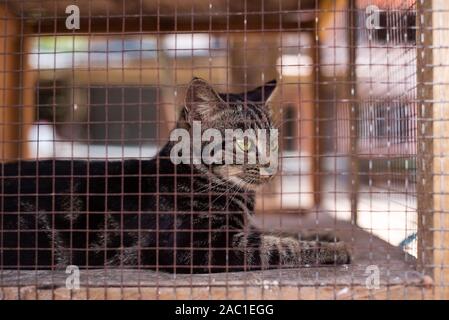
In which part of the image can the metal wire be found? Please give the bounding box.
[0,0,444,300]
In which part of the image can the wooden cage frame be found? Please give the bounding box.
[0,0,447,299]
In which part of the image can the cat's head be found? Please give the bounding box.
[173,77,278,190]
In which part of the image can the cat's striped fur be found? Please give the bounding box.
[0,78,350,273]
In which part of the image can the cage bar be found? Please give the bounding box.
[0,0,447,300]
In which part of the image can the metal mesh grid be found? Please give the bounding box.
[0,0,446,300]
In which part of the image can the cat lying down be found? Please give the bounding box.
[1,78,350,273]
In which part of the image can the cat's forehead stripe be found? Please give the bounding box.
[245,104,271,129]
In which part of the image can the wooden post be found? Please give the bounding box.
[21,37,37,159]
[431,1,449,297]
[0,5,21,162]
[317,0,357,212]
[315,2,323,207]
[418,0,449,299]
[348,0,359,226]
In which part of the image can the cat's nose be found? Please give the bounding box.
[259,167,275,176]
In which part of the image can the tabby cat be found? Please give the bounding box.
[0,78,350,273]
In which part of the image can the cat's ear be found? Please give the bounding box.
[247,79,277,104]
[184,77,223,122]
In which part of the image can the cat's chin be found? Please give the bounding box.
[201,164,272,192]
[228,176,272,192]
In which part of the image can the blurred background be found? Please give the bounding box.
[1,0,418,257]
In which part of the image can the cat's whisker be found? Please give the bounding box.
[210,175,256,207]
[195,175,232,193]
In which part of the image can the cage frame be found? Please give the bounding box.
[0,0,447,300]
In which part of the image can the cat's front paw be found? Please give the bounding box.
[320,241,351,265]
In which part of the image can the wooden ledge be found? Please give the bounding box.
[0,212,433,300]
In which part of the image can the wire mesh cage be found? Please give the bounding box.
[0,0,447,300]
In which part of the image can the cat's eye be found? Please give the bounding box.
[236,138,253,152]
